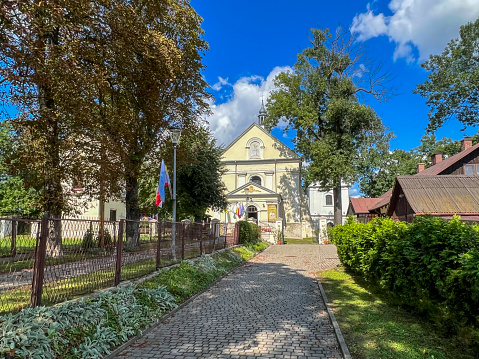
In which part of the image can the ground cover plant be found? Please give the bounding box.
[317,267,477,359]
[0,243,268,358]
[284,237,317,245]
[330,216,479,347]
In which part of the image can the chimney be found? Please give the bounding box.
[417,163,425,173]
[431,153,442,166]
[461,137,473,151]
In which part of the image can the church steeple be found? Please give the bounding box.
[258,95,266,127]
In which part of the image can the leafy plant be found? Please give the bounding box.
[237,221,261,245]
[330,216,479,343]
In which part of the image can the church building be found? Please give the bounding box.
[208,103,314,239]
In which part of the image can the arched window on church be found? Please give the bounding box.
[325,194,333,206]
[250,141,260,158]
[251,176,261,186]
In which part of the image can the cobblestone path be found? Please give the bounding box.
[117,244,343,359]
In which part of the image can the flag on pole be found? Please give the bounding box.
[155,159,171,208]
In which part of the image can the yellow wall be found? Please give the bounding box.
[209,123,314,238]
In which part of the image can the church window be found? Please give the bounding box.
[250,141,260,158]
[251,176,262,185]
[325,194,333,206]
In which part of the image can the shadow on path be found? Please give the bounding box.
[117,245,343,359]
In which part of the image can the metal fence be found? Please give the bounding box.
[0,217,239,315]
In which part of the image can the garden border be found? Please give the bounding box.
[316,277,352,359]
[103,245,251,359]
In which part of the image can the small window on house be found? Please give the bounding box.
[250,141,260,158]
[465,164,474,175]
[325,194,333,206]
[110,210,117,222]
[251,175,261,186]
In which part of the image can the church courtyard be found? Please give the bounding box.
[112,244,346,359]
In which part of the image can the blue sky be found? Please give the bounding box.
[192,0,479,152]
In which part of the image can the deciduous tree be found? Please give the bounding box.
[266,28,391,224]
[415,17,479,131]
[0,0,210,248]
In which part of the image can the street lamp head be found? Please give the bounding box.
[169,125,182,145]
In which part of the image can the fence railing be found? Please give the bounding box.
[0,217,239,315]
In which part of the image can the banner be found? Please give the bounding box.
[267,204,277,222]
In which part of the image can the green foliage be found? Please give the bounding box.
[415,17,479,131]
[330,216,479,342]
[232,246,256,261]
[250,241,269,252]
[318,267,477,359]
[237,221,261,245]
[82,229,113,250]
[265,27,390,223]
[358,134,479,198]
[82,229,95,250]
[0,121,41,218]
[139,129,228,220]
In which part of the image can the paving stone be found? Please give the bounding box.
[117,244,343,358]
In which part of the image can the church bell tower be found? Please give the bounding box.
[258,97,266,127]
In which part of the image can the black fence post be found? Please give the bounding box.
[11,219,17,257]
[31,215,48,307]
[156,221,162,269]
[114,219,124,286]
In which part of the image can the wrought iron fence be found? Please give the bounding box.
[0,217,239,315]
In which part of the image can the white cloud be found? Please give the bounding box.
[349,187,360,198]
[351,0,479,62]
[207,66,292,146]
[211,76,230,91]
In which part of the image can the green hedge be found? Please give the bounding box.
[331,216,479,341]
[237,221,261,245]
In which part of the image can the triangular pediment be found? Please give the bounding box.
[223,123,300,161]
[227,182,278,196]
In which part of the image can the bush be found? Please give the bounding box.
[237,221,261,245]
[82,229,113,250]
[330,215,479,342]
[82,229,95,249]
[96,229,112,248]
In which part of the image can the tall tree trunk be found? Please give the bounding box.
[125,173,140,247]
[39,27,63,257]
[333,182,343,226]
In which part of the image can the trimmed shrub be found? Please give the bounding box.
[237,221,261,245]
[330,215,479,341]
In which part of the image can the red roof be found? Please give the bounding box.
[369,189,393,211]
[417,141,479,176]
[350,197,381,214]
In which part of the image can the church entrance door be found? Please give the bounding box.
[247,205,258,222]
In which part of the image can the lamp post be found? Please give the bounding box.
[169,125,181,260]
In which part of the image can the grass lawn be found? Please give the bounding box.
[284,237,317,244]
[317,267,477,359]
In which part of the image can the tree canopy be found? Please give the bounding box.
[0,121,41,217]
[265,28,391,224]
[358,134,479,198]
[415,17,479,131]
[139,128,227,222]
[0,0,210,246]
